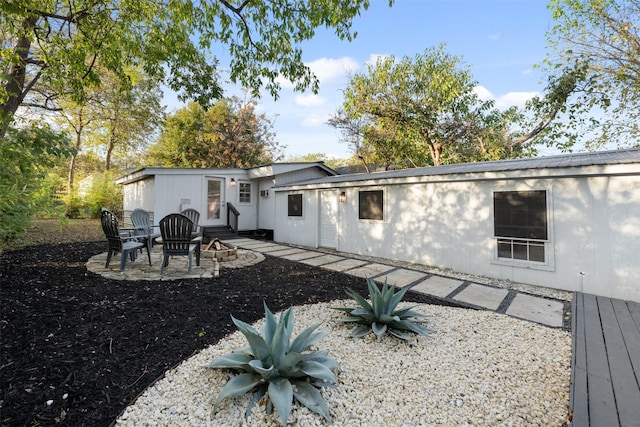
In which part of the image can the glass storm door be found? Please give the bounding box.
[206,178,225,226]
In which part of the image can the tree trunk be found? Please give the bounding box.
[0,17,39,139]
[428,141,443,166]
[68,128,83,192]
[105,135,115,171]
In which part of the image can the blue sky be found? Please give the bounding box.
[164,0,556,159]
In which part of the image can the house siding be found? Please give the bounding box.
[273,169,640,302]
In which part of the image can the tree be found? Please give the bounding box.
[543,0,640,149]
[335,45,528,167]
[89,68,164,171]
[147,97,283,168]
[50,65,162,194]
[0,0,386,138]
[286,152,347,170]
[0,124,73,247]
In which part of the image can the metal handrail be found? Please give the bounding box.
[226,202,240,234]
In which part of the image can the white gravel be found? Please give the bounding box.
[116,302,571,426]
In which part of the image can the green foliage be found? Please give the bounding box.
[335,44,530,168]
[542,0,640,149]
[286,152,347,169]
[208,303,339,425]
[1,0,386,138]
[147,98,283,168]
[0,124,73,248]
[61,192,88,219]
[85,172,124,218]
[32,172,67,218]
[333,278,434,340]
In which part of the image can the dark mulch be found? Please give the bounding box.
[0,241,457,427]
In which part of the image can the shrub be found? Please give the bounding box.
[333,277,435,340]
[0,124,73,249]
[85,171,123,218]
[207,302,339,425]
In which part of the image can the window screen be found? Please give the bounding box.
[494,190,547,240]
[288,194,303,217]
[359,190,383,220]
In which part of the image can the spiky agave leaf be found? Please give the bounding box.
[333,277,435,340]
[213,373,263,413]
[209,303,339,425]
[268,377,294,425]
[292,380,332,421]
[231,316,270,362]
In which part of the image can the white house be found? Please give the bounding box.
[118,149,640,302]
[116,162,337,233]
[271,149,640,302]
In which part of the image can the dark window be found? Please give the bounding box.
[494,190,547,240]
[359,190,383,220]
[288,194,303,217]
[494,190,548,263]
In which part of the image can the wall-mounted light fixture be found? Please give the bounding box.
[339,191,346,203]
[230,178,237,187]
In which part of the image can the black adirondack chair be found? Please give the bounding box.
[181,208,202,238]
[159,213,201,274]
[130,208,160,252]
[101,209,151,271]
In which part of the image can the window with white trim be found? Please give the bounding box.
[359,190,384,220]
[239,182,251,203]
[493,190,547,263]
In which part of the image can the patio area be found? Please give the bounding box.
[85,244,265,280]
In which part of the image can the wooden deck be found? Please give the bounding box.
[570,292,640,427]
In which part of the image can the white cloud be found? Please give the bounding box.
[302,113,330,127]
[307,57,359,82]
[366,53,390,66]
[488,32,501,41]
[295,94,327,107]
[496,91,538,109]
[473,85,538,109]
[274,56,358,90]
[473,85,493,101]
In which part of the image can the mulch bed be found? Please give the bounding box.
[0,241,457,426]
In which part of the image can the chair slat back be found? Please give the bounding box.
[101,209,123,251]
[159,214,193,256]
[131,208,152,234]
[181,209,200,230]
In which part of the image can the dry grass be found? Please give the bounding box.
[15,218,104,249]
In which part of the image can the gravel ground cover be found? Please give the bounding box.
[0,220,572,426]
[117,302,571,426]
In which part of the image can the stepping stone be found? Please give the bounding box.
[233,241,272,249]
[375,269,427,287]
[281,251,323,261]
[454,284,508,310]
[300,254,344,266]
[266,248,305,257]
[412,276,463,298]
[322,258,368,272]
[347,263,395,279]
[254,245,289,253]
[506,293,564,327]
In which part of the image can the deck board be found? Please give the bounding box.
[570,293,640,427]
[570,293,589,426]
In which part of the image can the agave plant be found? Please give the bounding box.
[333,277,435,340]
[207,302,339,425]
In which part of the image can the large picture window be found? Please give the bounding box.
[494,190,547,263]
[359,190,383,220]
[288,194,303,217]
